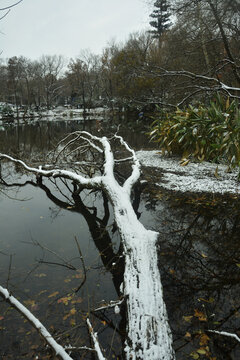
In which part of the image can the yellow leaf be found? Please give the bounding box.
[71,297,83,304]
[183,315,193,322]
[31,344,39,350]
[24,299,36,307]
[48,291,59,298]
[201,253,208,258]
[197,348,207,355]
[236,263,240,268]
[199,333,210,346]
[180,159,190,166]
[194,309,207,321]
[169,269,175,275]
[70,319,76,326]
[38,290,47,295]
[101,320,107,326]
[184,332,191,339]
[63,313,70,321]
[58,296,71,305]
[64,279,71,283]
[198,297,214,303]
[69,308,76,316]
[190,351,200,359]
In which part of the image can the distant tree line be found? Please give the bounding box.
[0,0,239,112]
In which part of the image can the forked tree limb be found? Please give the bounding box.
[0,132,175,359]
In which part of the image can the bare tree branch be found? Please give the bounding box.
[0,285,73,360]
[0,9,10,20]
[0,0,23,11]
[87,318,107,360]
[208,329,240,344]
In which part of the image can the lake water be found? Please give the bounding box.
[0,116,240,359]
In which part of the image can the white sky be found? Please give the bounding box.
[0,0,151,60]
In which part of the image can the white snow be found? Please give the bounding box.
[0,285,73,360]
[208,330,240,343]
[86,319,106,360]
[137,150,240,195]
[114,305,120,314]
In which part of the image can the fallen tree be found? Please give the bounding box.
[0,131,175,360]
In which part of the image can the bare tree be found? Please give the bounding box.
[66,50,101,111]
[38,55,65,109]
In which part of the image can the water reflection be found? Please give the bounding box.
[1,119,240,359]
[142,189,240,360]
[1,170,126,359]
[0,117,152,160]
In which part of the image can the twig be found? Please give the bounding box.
[38,259,76,270]
[0,9,10,20]
[73,236,87,293]
[208,329,240,343]
[0,0,23,11]
[93,299,124,312]
[64,345,95,352]
[27,239,77,271]
[86,318,106,360]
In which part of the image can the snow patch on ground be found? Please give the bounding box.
[137,150,240,195]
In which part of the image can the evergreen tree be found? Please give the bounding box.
[149,0,172,38]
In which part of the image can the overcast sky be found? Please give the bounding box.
[0,0,151,60]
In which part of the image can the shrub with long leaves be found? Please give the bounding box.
[149,95,240,169]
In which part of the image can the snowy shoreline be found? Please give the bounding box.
[0,106,109,122]
[137,150,240,195]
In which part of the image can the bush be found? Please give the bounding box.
[149,95,240,168]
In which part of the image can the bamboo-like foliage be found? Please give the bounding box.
[149,95,240,169]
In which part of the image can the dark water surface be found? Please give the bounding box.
[0,117,240,359]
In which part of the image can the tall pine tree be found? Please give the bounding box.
[149,0,172,38]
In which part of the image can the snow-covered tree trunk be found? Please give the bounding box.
[110,190,174,359]
[0,131,175,359]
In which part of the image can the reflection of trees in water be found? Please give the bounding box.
[0,119,151,162]
[2,167,240,359]
[1,174,128,359]
[0,122,76,157]
[151,194,240,359]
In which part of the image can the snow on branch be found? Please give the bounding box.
[0,285,73,360]
[151,67,240,91]
[1,132,141,198]
[114,134,141,195]
[143,66,240,101]
[0,153,102,188]
[208,329,240,343]
[86,318,106,360]
[94,299,124,312]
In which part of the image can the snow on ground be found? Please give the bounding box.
[137,150,240,195]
